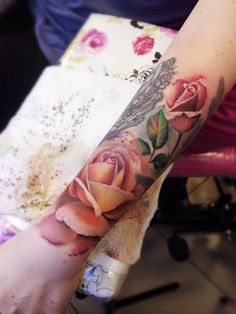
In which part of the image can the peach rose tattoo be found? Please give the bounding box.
[38,132,150,256]
[37,58,224,259]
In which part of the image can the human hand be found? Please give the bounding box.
[0,225,87,314]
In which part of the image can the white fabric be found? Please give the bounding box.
[61,13,175,80]
[0,13,175,223]
[0,67,138,222]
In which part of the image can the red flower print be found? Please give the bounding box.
[80,28,107,53]
[132,35,155,56]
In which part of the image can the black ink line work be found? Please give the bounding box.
[107,58,176,138]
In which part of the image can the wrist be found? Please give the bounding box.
[8,225,87,282]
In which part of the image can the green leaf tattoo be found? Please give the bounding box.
[147,109,169,149]
[152,153,169,170]
[207,77,225,119]
[135,174,155,190]
[136,138,151,155]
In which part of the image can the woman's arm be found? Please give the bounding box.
[38,0,236,253]
[1,0,236,312]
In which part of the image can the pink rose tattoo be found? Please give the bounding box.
[164,78,207,133]
[129,76,207,172]
[36,58,211,263]
[67,132,148,218]
[80,28,107,53]
[38,132,150,256]
[132,35,155,56]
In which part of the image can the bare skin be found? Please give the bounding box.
[0,1,236,313]
[0,228,83,314]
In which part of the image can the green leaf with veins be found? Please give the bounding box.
[147,109,169,149]
[136,138,151,155]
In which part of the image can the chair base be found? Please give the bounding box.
[103,282,179,314]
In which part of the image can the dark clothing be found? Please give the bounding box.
[29,0,198,63]
[0,1,49,131]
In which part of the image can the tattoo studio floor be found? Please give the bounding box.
[68,177,236,314]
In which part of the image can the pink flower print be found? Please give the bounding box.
[132,35,155,56]
[80,28,108,54]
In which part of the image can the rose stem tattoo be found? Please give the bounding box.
[37,57,225,258]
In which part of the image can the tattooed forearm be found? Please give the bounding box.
[108,58,176,137]
[207,77,225,119]
[37,57,225,258]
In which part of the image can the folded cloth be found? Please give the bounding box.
[60,13,176,81]
[0,66,139,222]
[0,13,175,225]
